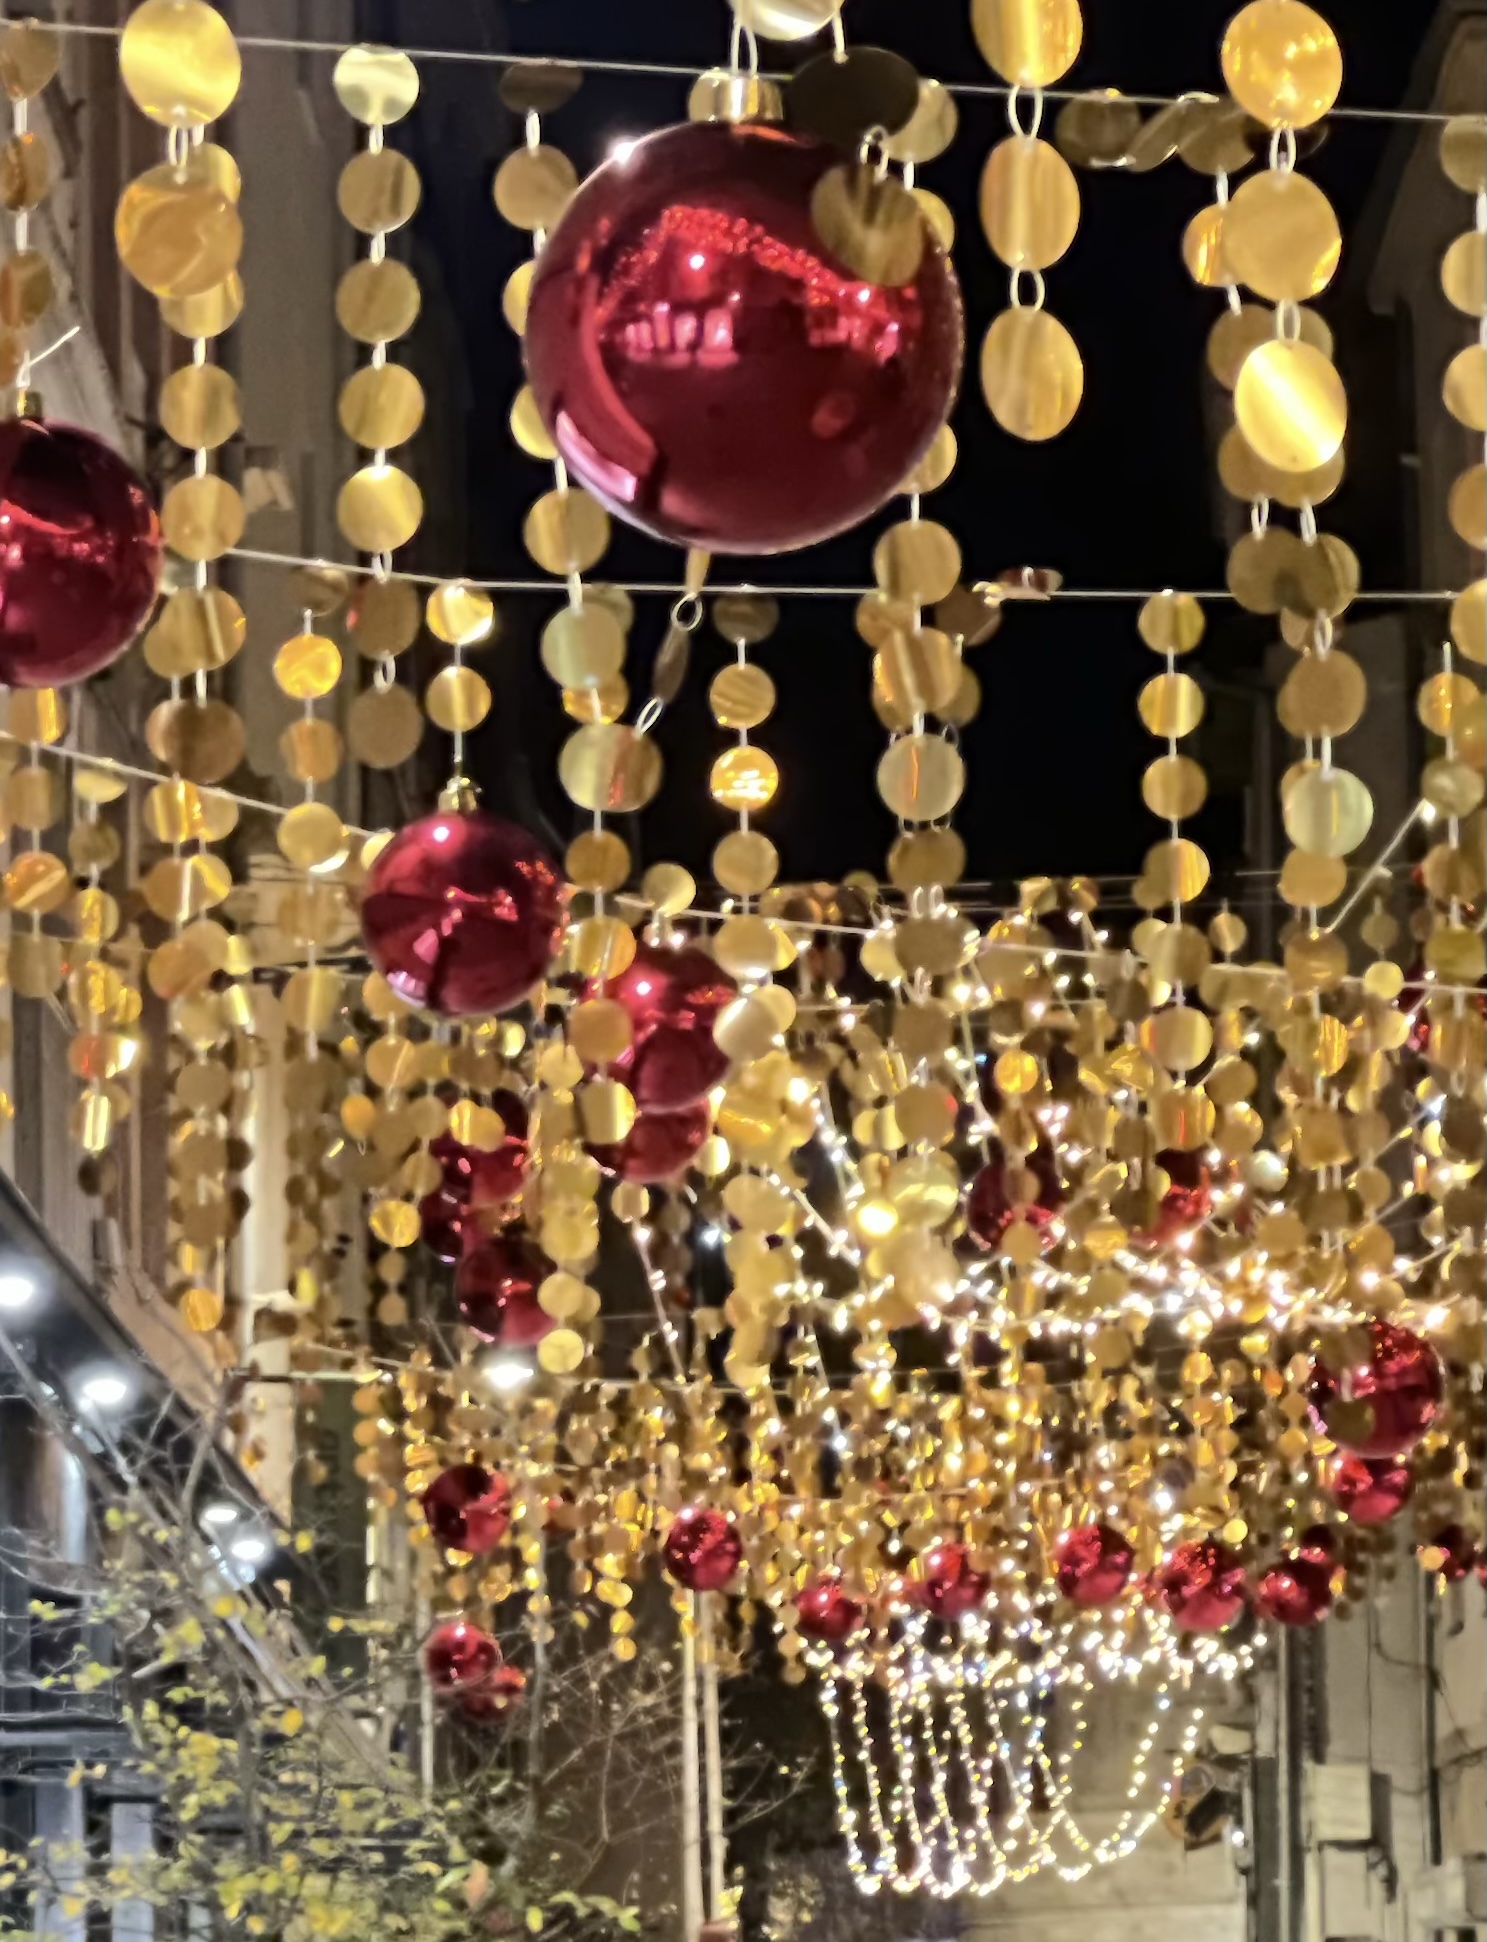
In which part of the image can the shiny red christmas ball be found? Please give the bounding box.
[1137,1149,1214,1245]
[418,1189,469,1264]
[423,1619,501,1695]
[1308,1319,1443,1458]
[1152,1539,1249,1633]
[1421,1524,1481,1583]
[965,1148,1062,1251]
[423,1463,513,1556]
[1055,1523,1135,1608]
[524,121,963,554]
[0,416,162,686]
[590,1100,712,1183]
[916,1541,991,1621]
[593,942,737,1112]
[1330,1453,1413,1526]
[663,1506,743,1593]
[455,1234,554,1346]
[797,1574,864,1645]
[1296,1524,1338,1565]
[1256,1555,1334,1627]
[459,1661,528,1722]
[431,1091,531,1214]
[360,808,567,1017]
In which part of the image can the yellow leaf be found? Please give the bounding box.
[212,1595,240,1620]
[526,1908,544,1934]
[280,1707,304,1737]
[294,1531,314,1553]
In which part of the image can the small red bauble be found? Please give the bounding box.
[459,1661,528,1722]
[1256,1555,1334,1627]
[916,1541,991,1621]
[0,416,162,687]
[1420,1524,1481,1584]
[431,1090,531,1214]
[590,1099,712,1183]
[359,808,567,1017]
[1055,1523,1135,1609]
[965,1148,1062,1251]
[1330,1453,1413,1526]
[1152,1539,1249,1633]
[423,1619,501,1695]
[1137,1149,1214,1245]
[1309,1319,1443,1458]
[418,1189,469,1264]
[663,1506,742,1593]
[524,121,963,554]
[423,1463,513,1556]
[594,942,736,1112]
[797,1574,864,1645]
[455,1234,554,1346]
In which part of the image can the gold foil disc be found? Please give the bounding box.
[886,79,959,165]
[333,45,420,125]
[1444,343,1487,434]
[1053,90,1142,168]
[1142,753,1208,819]
[1138,670,1205,737]
[810,163,926,287]
[524,489,610,575]
[350,576,421,657]
[566,829,631,892]
[0,131,51,212]
[347,683,423,767]
[281,717,344,785]
[713,830,780,895]
[338,148,422,234]
[688,69,786,125]
[339,364,425,449]
[160,271,243,339]
[1217,423,1343,507]
[161,474,245,562]
[510,384,557,460]
[980,306,1083,441]
[709,662,777,729]
[278,802,347,870]
[877,733,965,822]
[1138,591,1205,655]
[145,586,246,677]
[972,0,1084,86]
[541,603,626,689]
[145,697,245,785]
[115,159,243,299]
[979,136,1080,271]
[1223,170,1341,303]
[159,363,241,449]
[1207,301,1331,388]
[1277,649,1366,737]
[731,0,842,38]
[1220,0,1342,129]
[337,464,423,554]
[559,724,663,813]
[1448,463,1485,549]
[274,632,342,701]
[492,145,578,231]
[1441,230,1485,319]
[875,625,959,717]
[1278,848,1347,908]
[120,0,242,128]
[873,520,962,605]
[1440,115,1487,195]
[426,582,495,649]
[0,20,58,101]
[425,665,492,733]
[1182,203,1234,288]
[1282,766,1373,857]
[710,745,780,812]
[335,258,421,343]
[1450,580,1485,665]
[1234,338,1346,473]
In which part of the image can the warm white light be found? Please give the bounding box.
[484,1354,533,1395]
[0,1272,36,1310]
[202,1502,240,1528]
[230,1535,270,1563]
[79,1371,129,1409]
[611,137,639,164]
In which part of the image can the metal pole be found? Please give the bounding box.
[700,1596,727,1921]
[680,1598,704,1941]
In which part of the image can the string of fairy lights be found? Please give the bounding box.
[0,0,1481,1907]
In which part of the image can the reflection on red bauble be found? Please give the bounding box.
[1330,1453,1413,1526]
[590,1100,712,1183]
[1152,1539,1248,1633]
[0,416,162,686]
[1309,1319,1443,1458]
[423,1463,513,1556]
[1055,1523,1135,1608]
[455,1235,554,1346]
[797,1574,864,1645]
[459,1661,528,1722]
[1256,1555,1334,1627]
[1421,1524,1481,1584]
[525,121,963,554]
[418,1189,469,1264]
[431,1091,531,1215]
[1137,1149,1214,1245]
[359,808,567,1017]
[424,1619,501,1694]
[916,1541,991,1621]
[593,942,736,1111]
[663,1506,742,1592]
[966,1148,1062,1251]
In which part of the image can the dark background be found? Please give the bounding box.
[366,0,1438,894]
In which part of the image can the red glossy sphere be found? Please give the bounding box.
[423,1463,513,1556]
[418,1189,469,1264]
[1055,1523,1135,1609]
[432,1091,530,1213]
[1308,1319,1443,1458]
[594,942,736,1111]
[360,809,567,1017]
[1137,1150,1214,1245]
[525,122,963,554]
[797,1574,864,1645]
[663,1506,743,1592]
[423,1619,501,1694]
[455,1235,554,1346]
[590,1100,712,1183]
[965,1148,1062,1251]
[1152,1539,1249,1633]
[0,417,162,686]
[916,1541,991,1621]
[459,1662,528,1722]
[1329,1453,1413,1526]
[1421,1524,1481,1584]
[1256,1555,1334,1627]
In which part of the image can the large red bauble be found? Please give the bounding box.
[1330,1453,1413,1526]
[418,1189,469,1264]
[916,1541,991,1621]
[1256,1555,1334,1627]
[594,942,736,1112]
[0,417,162,686]
[1308,1319,1443,1458]
[455,1235,554,1346]
[1055,1523,1135,1608]
[1136,1149,1214,1245]
[423,1463,513,1555]
[423,1619,501,1695]
[663,1506,743,1592]
[1152,1539,1249,1633]
[359,809,567,1017]
[797,1574,864,1645]
[590,1100,712,1183]
[524,122,963,554]
[432,1091,531,1214]
[459,1661,528,1722]
[965,1148,1062,1251]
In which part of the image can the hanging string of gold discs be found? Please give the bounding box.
[118,0,249,1361]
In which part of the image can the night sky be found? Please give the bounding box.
[374,0,1441,894]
